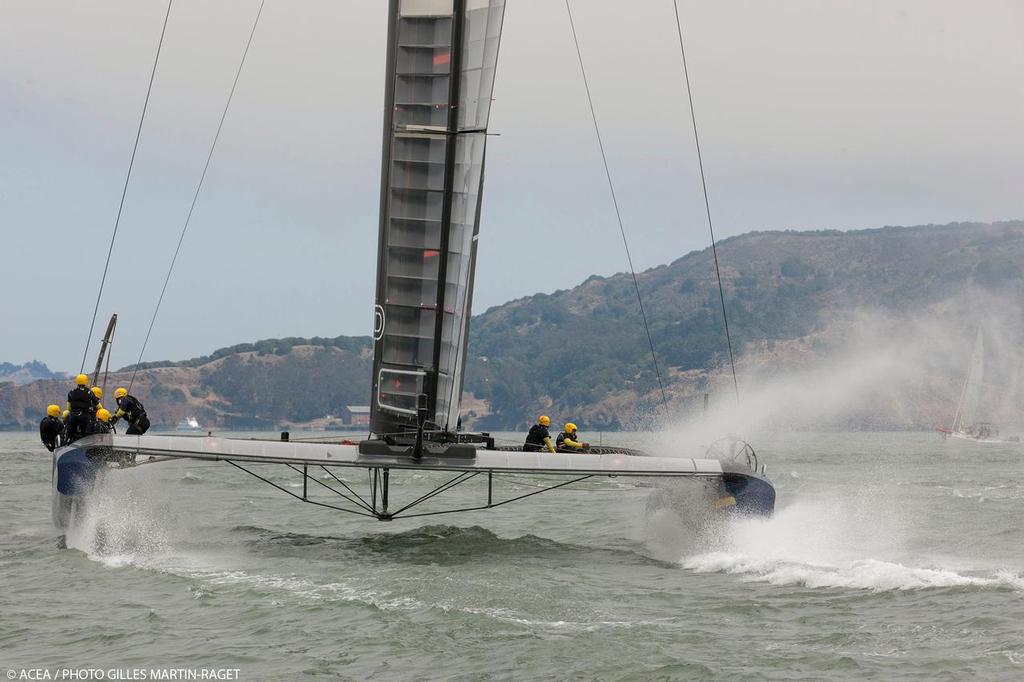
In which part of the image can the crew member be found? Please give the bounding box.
[39,404,64,452]
[91,408,113,434]
[111,387,149,435]
[524,415,555,453]
[65,374,99,441]
[91,386,104,411]
[556,422,589,452]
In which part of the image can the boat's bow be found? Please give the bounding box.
[52,434,113,530]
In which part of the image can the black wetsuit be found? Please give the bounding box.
[39,415,64,452]
[115,395,149,435]
[524,424,552,452]
[90,419,113,435]
[66,386,99,441]
[556,430,583,452]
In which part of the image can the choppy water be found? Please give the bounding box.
[2,431,1023,680]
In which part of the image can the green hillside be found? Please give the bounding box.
[465,221,1024,428]
[4,221,1022,430]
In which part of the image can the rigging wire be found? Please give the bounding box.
[671,0,740,402]
[127,0,266,393]
[564,0,669,411]
[79,0,174,375]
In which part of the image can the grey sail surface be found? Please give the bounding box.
[370,0,505,437]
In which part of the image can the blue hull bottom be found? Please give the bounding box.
[51,435,110,530]
[722,471,776,517]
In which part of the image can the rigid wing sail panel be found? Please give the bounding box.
[370,0,506,437]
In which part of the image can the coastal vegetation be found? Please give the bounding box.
[3,221,1022,431]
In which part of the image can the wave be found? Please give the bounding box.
[231,523,669,567]
[682,552,1024,591]
[181,566,427,612]
[676,498,1024,592]
[178,564,670,632]
[147,563,673,633]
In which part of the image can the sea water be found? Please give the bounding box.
[1,431,1022,680]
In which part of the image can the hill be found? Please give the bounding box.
[0,339,371,431]
[0,361,66,386]
[3,220,1023,431]
[465,220,1024,429]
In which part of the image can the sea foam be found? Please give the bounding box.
[679,498,1024,592]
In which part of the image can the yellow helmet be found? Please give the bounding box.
[91,386,103,399]
[75,374,89,386]
[565,422,577,433]
[115,387,128,399]
[47,404,60,417]
[96,408,112,423]
[539,415,550,426]
[62,410,70,420]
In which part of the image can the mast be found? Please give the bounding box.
[370,0,506,438]
[91,313,118,393]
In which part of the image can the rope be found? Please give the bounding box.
[79,0,173,375]
[127,0,265,393]
[564,0,669,410]
[671,0,740,402]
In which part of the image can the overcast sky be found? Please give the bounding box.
[2,0,1022,373]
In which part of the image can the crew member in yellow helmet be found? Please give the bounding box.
[39,404,64,452]
[91,408,114,435]
[524,415,555,453]
[556,422,590,452]
[65,374,99,442]
[111,387,150,435]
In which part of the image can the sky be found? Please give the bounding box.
[1,0,1022,373]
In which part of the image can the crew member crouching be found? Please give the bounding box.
[111,387,149,435]
[556,422,590,452]
[39,404,64,452]
[524,415,556,453]
[91,386,104,412]
[91,408,114,434]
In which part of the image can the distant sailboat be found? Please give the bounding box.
[947,328,999,441]
[175,416,202,432]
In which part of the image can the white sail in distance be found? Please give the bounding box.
[953,328,985,433]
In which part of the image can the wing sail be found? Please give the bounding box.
[370,0,506,436]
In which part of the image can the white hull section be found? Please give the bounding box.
[111,434,724,478]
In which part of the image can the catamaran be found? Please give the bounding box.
[52,0,775,530]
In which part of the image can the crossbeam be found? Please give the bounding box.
[111,434,724,478]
